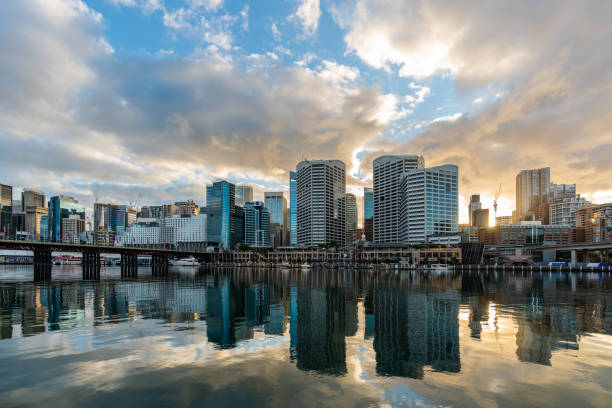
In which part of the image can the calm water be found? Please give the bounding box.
[0,266,611,407]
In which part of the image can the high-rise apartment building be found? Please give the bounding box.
[549,195,590,226]
[139,205,163,219]
[516,168,551,218]
[399,164,458,244]
[244,201,270,247]
[289,171,297,246]
[235,185,253,207]
[468,195,481,226]
[296,160,346,247]
[265,192,287,247]
[48,196,85,242]
[205,180,236,249]
[373,155,424,243]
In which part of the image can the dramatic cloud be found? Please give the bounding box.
[334,0,612,216]
[0,0,398,209]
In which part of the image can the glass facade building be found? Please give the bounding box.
[265,192,287,247]
[400,165,458,244]
[205,180,235,249]
[244,201,270,247]
[48,196,85,242]
[289,171,297,246]
[363,187,373,221]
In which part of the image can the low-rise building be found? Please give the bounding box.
[61,215,85,244]
[478,221,570,246]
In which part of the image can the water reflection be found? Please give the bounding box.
[0,266,611,407]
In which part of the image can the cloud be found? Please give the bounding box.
[316,60,359,85]
[0,0,395,208]
[404,82,430,107]
[431,112,462,123]
[332,0,612,217]
[291,0,321,36]
[240,4,249,30]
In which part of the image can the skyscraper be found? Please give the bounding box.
[235,185,253,207]
[473,208,489,229]
[399,164,458,244]
[468,194,481,226]
[296,160,346,247]
[93,203,136,234]
[289,171,297,246]
[205,180,235,249]
[345,193,357,231]
[48,196,85,242]
[244,201,270,247]
[265,192,287,247]
[516,168,551,218]
[21,189,45,212]
[363,187,374,241]
[373,155,425,243]
[0,184,12,237]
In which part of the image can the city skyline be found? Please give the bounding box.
[1,0,610,227]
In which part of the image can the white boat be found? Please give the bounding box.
[301,263,312,269]
[427,264,451,273]
[170,256,200,267]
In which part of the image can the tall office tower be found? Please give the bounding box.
[468,194,482,226]
[111,205,137,234]
[93,202,110,231]
[235,185,254,207]
[265,192,287,247]
[21,189,45,211]
[399,164,458,244]
[363,187,374,241]
[289,171,297,246]
[244,201,270,247]
[48,196,85,242]
[516,168,551,218]
[205,180,236,249]
[473,208,489,229]
[549,183,576,201]
[296,160,346,247]
[373,155,425,243]
[345,194,357,231]
[25,206,48,238]
[0,183,12,236]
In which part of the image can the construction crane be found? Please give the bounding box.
[493,183,502,218]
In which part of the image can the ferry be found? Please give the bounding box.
[53,255,81,265]
[169,256,200,267]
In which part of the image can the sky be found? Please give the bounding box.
[1,0,611,225]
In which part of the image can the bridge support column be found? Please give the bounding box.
[120,253,138,278]
[121,253,138,265]
[33,248,52,264]
[570,250,577,267]
[151,254,168,276]
[82,251,100,266]
[33,264,52,281]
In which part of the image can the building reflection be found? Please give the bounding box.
[0,267,610,376]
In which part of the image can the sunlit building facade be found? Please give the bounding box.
[296,160,346,247]
[373,155,425,244]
